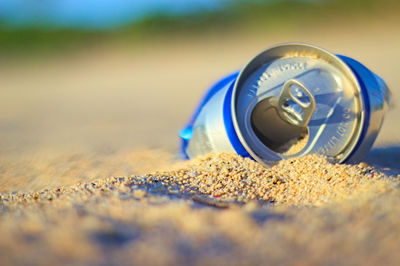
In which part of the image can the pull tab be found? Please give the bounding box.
[277,79,316,127]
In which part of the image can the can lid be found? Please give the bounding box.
[232,43,364,164]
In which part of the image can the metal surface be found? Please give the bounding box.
[337,55,390,162]
[232,43,365,164]
[180,43,390,165]
[186,85,236,158]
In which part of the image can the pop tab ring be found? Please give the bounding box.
[277,79,316,128]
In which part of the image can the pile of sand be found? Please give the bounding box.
[1,152,399,265]
[155,153,393,205]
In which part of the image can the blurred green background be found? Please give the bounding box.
[1,0,399,56]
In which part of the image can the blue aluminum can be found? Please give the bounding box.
[179,43,390,165]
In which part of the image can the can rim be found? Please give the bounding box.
[231,42,365,164]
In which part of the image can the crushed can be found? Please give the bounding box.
[179,43,391,165]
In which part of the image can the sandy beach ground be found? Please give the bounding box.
[1,16,400,265]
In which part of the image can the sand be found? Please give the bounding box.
[1,153,400,266]
[1,17,400,266]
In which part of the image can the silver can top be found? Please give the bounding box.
[232,43,364,164]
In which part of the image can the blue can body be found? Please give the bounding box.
[180,45,389,164]
[179,72,250,159]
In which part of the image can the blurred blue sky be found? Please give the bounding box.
[0,0,228,29]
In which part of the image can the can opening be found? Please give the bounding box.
[251,96,309,154]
